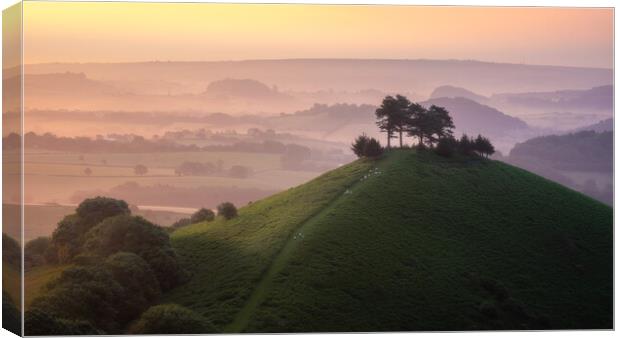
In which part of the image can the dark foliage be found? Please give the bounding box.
[2,233,20,268]
[171,217,192,229]
[83,215,187,291]
[130,304,215,334]
[191,208,215,223]
[435,136,458,157]
[351,134,383,158]
[25,236,52,268]
[25,309,103,336]
[217,202,238,220]
[3,292,21,336]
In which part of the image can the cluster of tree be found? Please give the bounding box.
[3,132,315,160]
[174,161,252,178]
[376,95,455,148]
[171,203,238,229]
[4,132,200,153]
[435,134,495,158]
[25,197,189,335]
[351,134,383,158]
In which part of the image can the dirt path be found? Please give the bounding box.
[224,162,385,333]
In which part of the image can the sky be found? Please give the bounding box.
[22,2,613,68]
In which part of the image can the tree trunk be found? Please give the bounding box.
[387,132,391,149]
[399,130,403,148]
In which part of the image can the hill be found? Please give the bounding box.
[166,150,612,332]
[573,118,613,133]
[24,59,612,95]
[429,85,489,103]
[421,97,529,138]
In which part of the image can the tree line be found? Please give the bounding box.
[352,95,495,158]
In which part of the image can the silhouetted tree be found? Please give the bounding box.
[217,202,238,220]
[458,134,475,156]
[405,102,428,147]
[129,304,215,334]
[424,105,455,146]
[171,218,191,229]
[435,136,458,157]
[190,208,215,223]
[351,134,383,158]
[375,96,401,148]
[393,95,413,148]
[134,164,148,176]
[474,135,495,158]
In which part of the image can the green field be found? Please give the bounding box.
[24,264,69,309]
[167,149,612,331]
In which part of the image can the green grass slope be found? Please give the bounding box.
[168,150,612,332]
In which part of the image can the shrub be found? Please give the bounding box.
[130,304,215,334]
[171,217,192,228]
[25,236,51,267]
[217,202,238,220]
[190,208,215,223]
[435,136,458,157]
[25,309,103,336]
[30,265,126,333]
[83,215,186,291]
[103,252,161,321]
[75,196,130,228]
[2,233,21,268]
[351,134,383,158]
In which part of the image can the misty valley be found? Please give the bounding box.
[2,58,613,334]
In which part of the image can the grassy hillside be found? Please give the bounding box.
[168,150,612,332]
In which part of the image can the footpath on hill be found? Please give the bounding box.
[224,157,390,333]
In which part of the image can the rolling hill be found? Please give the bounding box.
[166,150,612,332]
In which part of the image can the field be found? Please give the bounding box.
[167,150,612,331]
[14,150,321,205]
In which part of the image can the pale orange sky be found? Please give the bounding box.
[22,2,613,68]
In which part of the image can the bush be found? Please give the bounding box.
[351,134,383,158]
[171,217,192,228]
[76,196,130,228]
[25,309,103,336]
[435,136,458,157]
[25,236,51,267]
[50,197,131,263]
[190,208,215,223]
[2,233,21,268]
[30,265,127,333]
[103,252,161,321]
[83,215,186,291]
[217,202,238,220]
[130,304,215,334]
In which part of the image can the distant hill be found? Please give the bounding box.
[429,85,489,103]
[204,78,291,101]
[491,85,613,113]
[422,97,529,136]
[506,131,613,204]
[167,150,612,332]
[23,59,612,95]
[573,118,613,133]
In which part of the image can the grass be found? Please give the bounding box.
[3,263,21,306]
[24,264,69,309]
[166,158,374,329]
[168,150,612,332]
